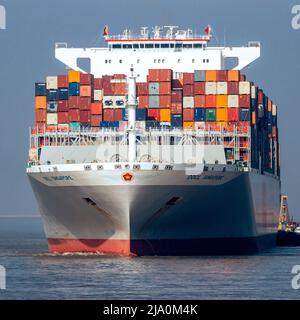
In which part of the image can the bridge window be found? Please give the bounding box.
[161,43,169,48]
[203,59,205,63]
[193,43,202,48]
[178,59,181,63]
[170,43,175,48]
[145,44,154,48]
[119,59,122,63]
[133,44,139,49]
[140,44,144,48]
[192,59,195,63]
[175,43,182,48]
[206,59,209,63]
[154,59,157,63]
[137,59,140,63]
[122,44,132,49]
[105,59,108,63]
[183,43,192,49]
[158,59,161,63]
[162,59,165,63]
[112,44,121,49]
[155,44,160,48]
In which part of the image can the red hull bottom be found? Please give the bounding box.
[48,234,277,256]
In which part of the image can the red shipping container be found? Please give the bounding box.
[258,90,264,104]
[94,78,103,89]
[137,82,148,95]
[57,100,69,112]
[148,69,160,82]
[114,109,123,121]
[172,79,183,90]
[68,96,80,109]
[58,112,69,123]
[194,82,205,95]
[183,108,194,122]
[194,95,206,108]
[103,109,114,121]
[113,74,126,80]
[57,75,68,88]
[79,97,91,110]
[69,109,80,122]
[103,83,115,95]
[239,95,251,107]
[183,73,194,85]
[227,82,239,95]
[114,82,127,95]
[216,70,228,82]
[147,109,160,121]
[228,108,239,121]
[159,69,172,82]
[138,96,148,108]
[91,115,102,127]
[80,110,91,124]
[205,95,217,108]
[183,84,194,96]
[171,103,182,114]
[35,109,46,122]
[171,91,182,103]
[159,82,171,95]
[240,74,246,81]
[159,95,171,108]
[80,73,93,85]
[91,102,103,115]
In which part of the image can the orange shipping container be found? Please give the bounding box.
[138,96,148,108]
[114,82,127,95]
[205,70,217,82]
[183,121,194,129]
[80,85,91,97]
[35,109,46,122]
[160,109,171,122]
[227,70,240,81]
[194,95,206,108]
[159,95,171,108]
[68,70,80,83]
[91,102,103,115]
[148,69,160,82]
[216,95,228,107]
[205,95,216,108]
[159,82,171,95]
[159,69,172,82]
[216,108,228,121]
[268,99,272,112]
[252,111,256,125]
[35,96,47,109]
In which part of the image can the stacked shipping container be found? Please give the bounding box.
[34,69,279,174]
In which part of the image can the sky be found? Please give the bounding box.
[0,0,299,218]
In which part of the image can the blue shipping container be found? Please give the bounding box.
[69,82,80,96]
[47,102,57,113]
[122,109,128,121]
[239,108,250,121]
[46,89,58,101]
[171,114,183,127]
[58,88,69,100]
[194,108,205,121]
[35,83,46,96]
[136,109,146,121]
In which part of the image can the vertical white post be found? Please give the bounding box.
[127,67,137,162]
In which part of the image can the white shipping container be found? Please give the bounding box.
[183,96,194,108]
[47,113,58,125]
[103,96,114,108]
[228,95,239,108]
[136,121,146,130]
[239,81,251,95]
[217,82,228,95]
[251,85,257,99]
[205,82,217,95]
[114,96,126,108]
[46,76,58,90]
[94,89,103,101]
[272,104,277,116]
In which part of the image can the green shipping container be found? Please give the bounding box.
[69,122,80,131]
[205,108,216,122]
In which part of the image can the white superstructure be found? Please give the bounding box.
[55,26,261,81]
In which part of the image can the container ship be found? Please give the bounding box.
[27,26,281,255]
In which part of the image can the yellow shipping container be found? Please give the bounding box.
[216,108,228,121]
[268,99,272,112]
[227,70,240,81]
[183,121,194,129]
[205,70,217,82]
[68,70,81,83]
[160,109,171,122]
[216,95,228,107]
[35,96,47,109]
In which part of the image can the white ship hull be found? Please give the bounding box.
[27,164,280,255]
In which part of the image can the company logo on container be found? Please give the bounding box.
[0,5,6,30]
[292,5,300,29]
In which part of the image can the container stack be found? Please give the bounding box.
[34,68,279,174]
